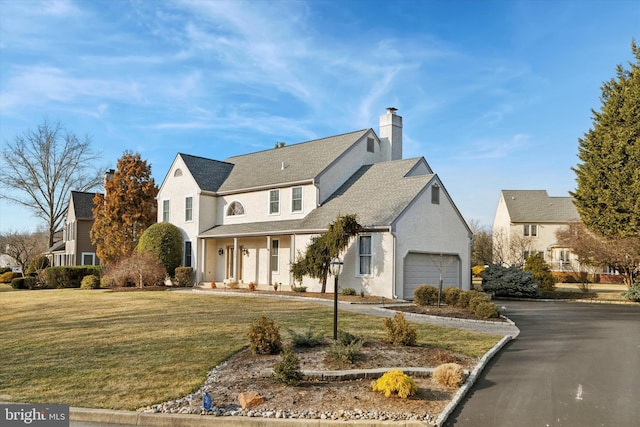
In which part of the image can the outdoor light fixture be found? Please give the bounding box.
[243,248,249,256]
[218,248,224,256]
[330,257,343,340]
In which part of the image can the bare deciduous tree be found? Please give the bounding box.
[0,119,104,247]
[468,219,493,266]
[492,227,534,268]
[0,229,48,273]
[556,222,640,288]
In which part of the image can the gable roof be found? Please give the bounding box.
[200,157,434,237]
[178,154,234,193]
[71,191,99,219]
[501,190,579,223]
[217,129,371,193]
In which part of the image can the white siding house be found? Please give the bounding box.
[157,108,472,299]
[492,190,581,271]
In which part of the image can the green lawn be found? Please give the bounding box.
[0,289,501,410]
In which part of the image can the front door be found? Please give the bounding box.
[225,246,243,281]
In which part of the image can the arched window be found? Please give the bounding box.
[174,168,183,177]
[227,201,245,216]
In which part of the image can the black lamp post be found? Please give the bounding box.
[330,257,344,340]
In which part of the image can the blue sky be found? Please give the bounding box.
[1,0,638,233]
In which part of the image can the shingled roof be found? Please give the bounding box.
[501,190,579,223]
[200,158,434,237]
[179,154,234,193]
[71,191,99,219]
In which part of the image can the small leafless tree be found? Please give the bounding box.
[0,229,48,273]
[468,219,493,266]
[556,222,640,288]
[492,227,534,267]
[0,119,104,247]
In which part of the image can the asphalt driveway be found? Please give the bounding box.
[445,300,640,427]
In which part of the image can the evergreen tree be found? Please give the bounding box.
[91,151,158,265]
[291,214,362,292]
[571,40,640,239]
[524,253,556,292]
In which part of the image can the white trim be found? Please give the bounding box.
[162,199,170,222]
[356,234,373,277]
[269,189,280,216]
[291,186,303,213]
[184,195,194,222]
[271,239,280,274]
[81,252,96,266]
[226,200,246,217]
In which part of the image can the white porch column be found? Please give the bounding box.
[267,235,272,286]
[200,238,206,283]
[233,237,238,280]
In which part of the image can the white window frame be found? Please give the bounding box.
[271,239,279,273]
[185,196,193,222]
[357,235,373,276]
[226,200,245,217]
[524,224,538,237]
[81,252,96,266]
[162,199,170,222]
[291,187,303,213]
[269,189,280,215]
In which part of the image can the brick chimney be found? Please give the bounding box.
[379,107,402,161]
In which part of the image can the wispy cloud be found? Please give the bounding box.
[462,133,532,160]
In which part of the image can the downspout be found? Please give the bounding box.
[391,227,398,299]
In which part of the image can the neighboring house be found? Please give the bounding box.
[46,191,100,266]
[492,190,583,271]
[157,108,472,299]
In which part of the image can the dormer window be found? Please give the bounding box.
[227,201,245,216]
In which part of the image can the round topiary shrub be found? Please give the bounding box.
[81,275,101,290]
[413,285,439,306]
[247,315,282,355]
[443,287,462,306]
[473,301,499,319]
[136,222,183,277]
[371,370,418,398]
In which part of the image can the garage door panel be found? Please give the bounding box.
[403,253,460,300]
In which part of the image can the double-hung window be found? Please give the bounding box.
[185,197,193,222]
[184,241,192,267]
[358,235,372,276]
[270,190,280,214]
[291,187,303,212]
[162,200,170,222]
[524,224,538,237]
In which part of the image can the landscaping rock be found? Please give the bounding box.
[238,391,264,409]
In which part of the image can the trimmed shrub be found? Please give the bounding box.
[11,276,37,289]
[173,267,193,287]
[443,287,462,306]
[383,312,417,346]
[45,266,103,288]
[288,326,324,348]
[0,267,12,275]
[622,286,640,302]
[136,222,183,277]
[472,265,485,277]
[473,301,500,319]
[456,290,482,308]
[26,255,49,275]
[371,370,418,399]
[468,293,492,312]
[291,284,307,292]
[524,253,556,292]
[272,346,303,385]
[413,285,439,306]
[551,271,589,283]
[100,276,115,289]
[481,264,540,297]
[247,316,282,355]
[341,287,356,296]
[0,271,22,283]
[433,363,465,388]
[80,275,101,290]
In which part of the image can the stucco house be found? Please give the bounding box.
[46,191,100,266]
[157,108,472,299]
[492,190,582,271]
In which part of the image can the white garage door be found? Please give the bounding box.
[403,253,460,300]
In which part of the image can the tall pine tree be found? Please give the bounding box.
[91,151,158,265]
[571,40,640,239]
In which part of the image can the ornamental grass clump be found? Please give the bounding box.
[247,315,282,355]
[433,363,466,388]
[371,370,418,398]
